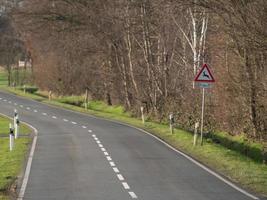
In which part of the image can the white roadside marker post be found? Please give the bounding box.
[14,109,20,139]
[193,122,199,146]
[140,106,145,124]
[169,113,174,134]
[9,123,15,151]
[23,85,26,94]
[14,109,17,124]
[49,90,52,101]
[15,115,20,139]
[84,88,88,110]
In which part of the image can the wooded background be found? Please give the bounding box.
[0,0,266,140]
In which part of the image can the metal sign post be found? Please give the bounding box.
[200,88,205,145]
[194,64,215,146]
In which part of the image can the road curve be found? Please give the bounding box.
[0,90,260,200]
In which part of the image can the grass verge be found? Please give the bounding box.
[0,69,266,197]
[0,115,32,199]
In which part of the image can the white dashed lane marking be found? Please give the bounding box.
[71,121,77,125]
[52,116,57,119]
[88,130,92,133]
[122,182,130,190]
[42,113,47,116]
[113,167,119,173]
[106,156,112,161]
[91,134,138,199]
[129,192,138,199]
[34,110,38,113]
[82,126,87,129]
[8,101,12,104]
[117,174,124,181]
[20,105,23,108]
[63,119,69,122]
[27,107,31,110]
[101,148,106,152]
[14,103,17,106]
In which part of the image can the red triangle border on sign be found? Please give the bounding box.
[194,64,215,83]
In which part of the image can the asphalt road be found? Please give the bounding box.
[0,91,261,200]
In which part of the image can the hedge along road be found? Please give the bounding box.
[0,90,260,200]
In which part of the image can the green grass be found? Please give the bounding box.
[0,69,266,197]
[0,115,32,199]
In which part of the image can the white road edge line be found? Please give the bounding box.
[2,91,257,200]
[0,113,38,200]
[18,123,38,200]
[81,116,259,200]
[128,191,138,199]
[134,128,259,200]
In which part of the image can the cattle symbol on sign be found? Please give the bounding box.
[194,64,215,83]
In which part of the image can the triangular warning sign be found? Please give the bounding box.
[194,64,215,82]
